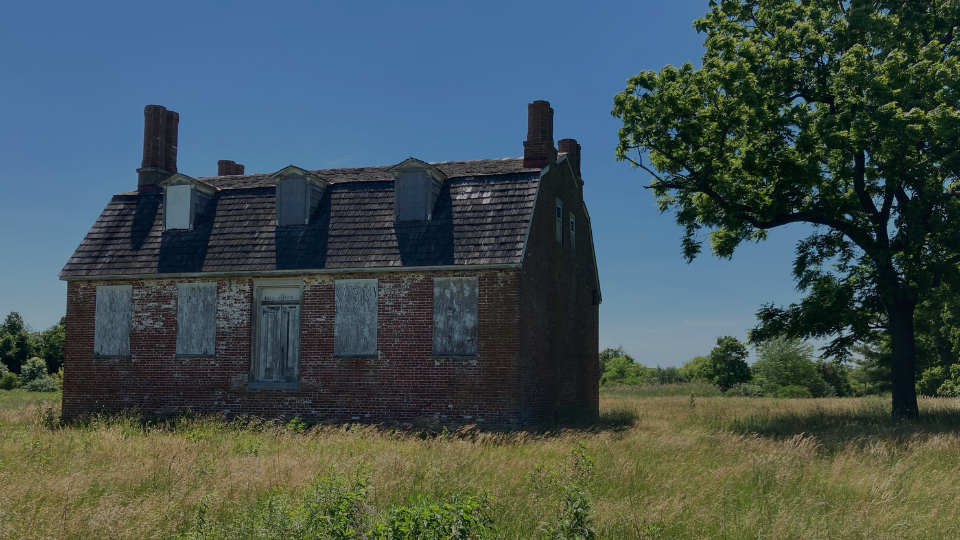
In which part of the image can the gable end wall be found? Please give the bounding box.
[518,162,600,423]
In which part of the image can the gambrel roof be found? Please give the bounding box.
[60,158,541,278]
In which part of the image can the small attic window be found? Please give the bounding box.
[272,166,328,227]
[160,175,215,232]
[389,158,447,223]
[165,185,192,230]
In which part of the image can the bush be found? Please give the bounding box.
[752,338,828,397]
[918,366,948,396]
[776,385,813,399]
[600,356,645,387]
[20,357,58,392]
[0,372,19,390]
[724,383,761,397]
[24,376,59,392]
[646,366,687,385]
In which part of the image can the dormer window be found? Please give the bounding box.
[159,174,217,231]
[389,158,447,222]
[271,165,328,227]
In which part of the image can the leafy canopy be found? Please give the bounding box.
[612,0,960,358]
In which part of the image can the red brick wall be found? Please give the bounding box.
[518,159,600,423]
[63,270,523,425]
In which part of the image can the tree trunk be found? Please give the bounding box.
[888,299,919,419]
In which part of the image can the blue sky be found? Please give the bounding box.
[0,0,813,366]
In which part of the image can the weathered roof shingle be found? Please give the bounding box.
[61,158,540,278]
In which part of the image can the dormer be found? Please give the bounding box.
[158,174,217,231]
[389,158,447,222]
[272,165,328,227]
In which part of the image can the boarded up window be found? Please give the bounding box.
[277,178,307,226]
[334,279,378,356]
[569,213,576,253]
[555,198,563,245]
[251,286,301,383]
[433,277,478,356]
[94,285,132,356]
[176,283,217,356]
[165,184,192,230]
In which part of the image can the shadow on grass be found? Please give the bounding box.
[51,404,639,443]
[707,397,960,450]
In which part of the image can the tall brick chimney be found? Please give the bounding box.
[137,105,179,189]
[523,100,556,168]
[558,138,581,178]
[217,160,245,176]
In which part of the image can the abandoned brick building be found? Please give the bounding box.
[59,101,600,426]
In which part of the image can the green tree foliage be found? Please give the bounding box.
[20,357,58,392]
[0,328,35,375]
[1,312,25,336]
[933,365,960,397]
[681,355,711,381]
[816,359,854,397]
[752,338,832,397]
[38,317,66,373]
[613,0,960,418]
[0,313,64,375]
[701,336,751,391]
[598,346,634,375]
[600,356,646,387]
[646,366,688,385]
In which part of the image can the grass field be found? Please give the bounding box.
[3,388,960,538]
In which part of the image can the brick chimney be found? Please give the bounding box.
[137,105,179,189]
[217,160,245,176]
[523,100,556,168]
[558,139,581,178]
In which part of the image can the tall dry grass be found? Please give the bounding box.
[2,389,960,538]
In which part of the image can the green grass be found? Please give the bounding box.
[0,388,60,408]
[3,387,960,538]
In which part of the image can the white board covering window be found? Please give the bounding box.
[251,285,301,386]
[176,283,217,356]
[555,198,563,245]
[433,277,478,356]
[94,285,132,357]
[334,279,378,356]
[165,184,192,230]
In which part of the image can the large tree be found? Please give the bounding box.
[613,0,960,417]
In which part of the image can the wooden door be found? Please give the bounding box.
[252,302,300,382]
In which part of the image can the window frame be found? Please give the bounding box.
[94,284,132,358]
[432,276,479,358]
[333,278,379,358]
[175,282,217,358]
[555,198,564,246]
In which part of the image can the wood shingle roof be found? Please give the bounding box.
[61,158,541,278]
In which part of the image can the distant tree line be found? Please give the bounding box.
[0,312,63,391]
[599,336,856,399]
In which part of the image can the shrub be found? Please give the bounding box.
[776,385,813,399]
[752,338,828,397]
[24,376,60,392]
[20,357,58,392]
[0,372,19,390]
[599,346,634,375]
[646,366,687,385]
[936,364,960,397]
[600,356,645,387]
[918,366,948,396]
[725,383,761,397]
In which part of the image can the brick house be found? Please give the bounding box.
[59,101,600,426]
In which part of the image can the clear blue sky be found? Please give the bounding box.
[0,0,812,366]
